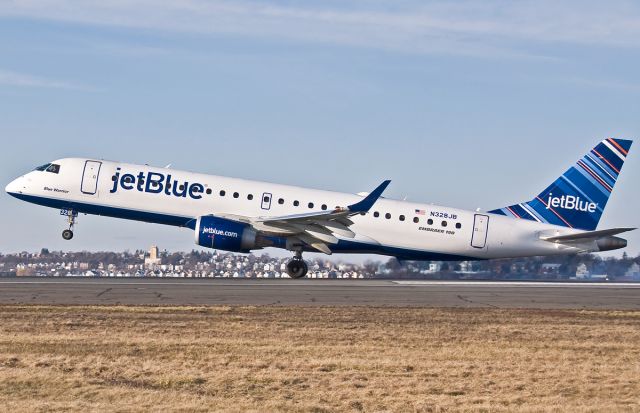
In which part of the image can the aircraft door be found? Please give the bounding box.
[261,192,272,210]
[81,160,102,195]
[471,214,489,248]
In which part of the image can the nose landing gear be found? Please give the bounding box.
[60,209,77,240]
[286,251,308,279]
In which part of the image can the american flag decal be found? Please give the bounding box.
[415,209,426,215]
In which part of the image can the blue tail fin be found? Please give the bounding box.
[489,138,633,231]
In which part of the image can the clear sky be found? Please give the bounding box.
[0,1,638,260]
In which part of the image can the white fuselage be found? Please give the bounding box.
[6,158,592,260]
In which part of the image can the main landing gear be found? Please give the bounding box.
[286,251,308,279]
[61,209,77,240]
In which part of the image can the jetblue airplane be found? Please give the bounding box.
[5,138,635,278]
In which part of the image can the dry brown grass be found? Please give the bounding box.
[0,306,638,412]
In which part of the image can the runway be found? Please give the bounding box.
[0,277,639,309]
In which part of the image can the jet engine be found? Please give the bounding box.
[596,236,627,252]
[195,216,264,253]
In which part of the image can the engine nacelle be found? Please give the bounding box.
[596,236,627,252]
[195,216,259,253]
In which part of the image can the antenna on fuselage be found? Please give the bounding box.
[165,163,172,169]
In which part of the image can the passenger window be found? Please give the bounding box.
[308,202,314,209]
[264,195,271,203]
[294,200,299,207]
[220,190,226,196]
[233,192,239,198]
[385,213,391,219]
[206,188,212,195]
[442,221,447,227]
[413,217,419,223]
[247,194,253,200]
[427,219,433,225]
[399,215,405,221]
[456,223,462,229]
[278,198,284,205]
[374,211,380,218]
[321,204,327,210]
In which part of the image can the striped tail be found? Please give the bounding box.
[489,138,633,231]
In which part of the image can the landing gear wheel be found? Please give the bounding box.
[62,229,74,240]
[61,208,77,241]
[286,258,308,279]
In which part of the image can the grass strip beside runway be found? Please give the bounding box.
[0,306,638,412]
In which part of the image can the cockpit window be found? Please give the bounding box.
[34,163,60,173]
[46,164,60,174]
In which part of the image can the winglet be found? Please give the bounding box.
[348,180,391,213]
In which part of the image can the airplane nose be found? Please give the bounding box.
[5,177,22,195]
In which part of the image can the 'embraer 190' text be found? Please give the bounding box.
[110,168,205,199]
[545,194,597,213]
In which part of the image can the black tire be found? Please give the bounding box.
[286,259,308,279]
[62,229,74,240]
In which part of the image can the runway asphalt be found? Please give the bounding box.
[0,277,639,309]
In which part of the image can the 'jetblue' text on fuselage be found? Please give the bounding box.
[110,168,205,199]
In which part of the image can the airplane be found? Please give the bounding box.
[5,138,635,278]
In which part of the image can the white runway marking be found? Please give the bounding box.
[392,281,640,288]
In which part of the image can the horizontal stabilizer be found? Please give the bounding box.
[541,227,636,243]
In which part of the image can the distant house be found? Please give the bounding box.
[510,262,525,274]
[576,263,590,279]
[541,263,562,274]
[626,263,640,279]
[427,262,442,273]
[458,261,473,273]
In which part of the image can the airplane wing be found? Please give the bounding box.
[218,180,390,254]
[540,227,636,243]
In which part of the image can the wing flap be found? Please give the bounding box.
[322,221,356,238]
[294,234,333,254]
